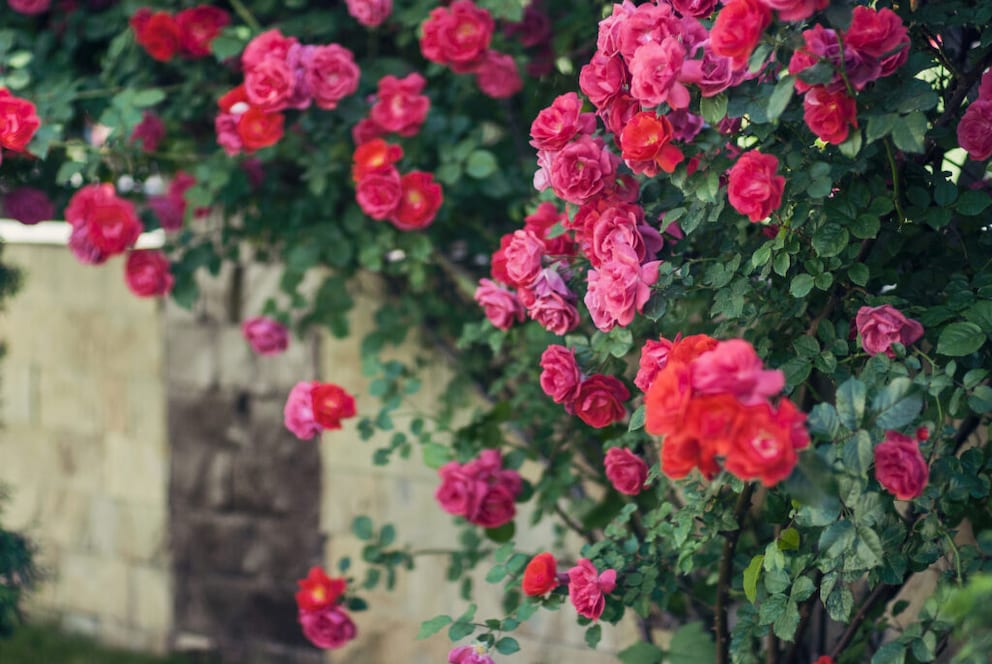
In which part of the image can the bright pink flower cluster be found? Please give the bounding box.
[958,69,992,161]
[435,449,522,529]
[147,171,197,231]
[644,335,809,486]
[64,183,143,265]
[419,0,521,99]
[215,29,360,155]
[130,6,229,62]
[538,345,629,429]
[788,6,909,144]
[350,137,443,231]
[295,567,357,650]
[283,381,358,440]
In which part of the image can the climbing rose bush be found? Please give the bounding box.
[4,1,992,662]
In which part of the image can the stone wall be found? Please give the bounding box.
[0,243,172,653]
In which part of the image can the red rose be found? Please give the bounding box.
[472,482,517,528]
[305,44,360,111]
[8,0,50,14]
[679,394,745,478]
[874,430,928,500]
[237,107,284,152]
[65,183,142,265]
[644,361,693,437]
[573,374,629,429]
[709,0,772,70]
[620,111,684,176]
[124,250,174,297]
[345,0,393,28]
[309,383,357,431]
[539,344,582,406]
[530,92,597,152]
[356,169,402,220]
[352,138,404,181]
[295,566,346,612]
[435,461,481,518]
[389,171,442,231]
[855,304,924,357]
[299,606,357,650]
[723,401,801,487]
[727,150,785,222]
[3,187,53,225]
[175,6,229,57]
[131,9,181,62]
[370,73,430,137]
[522,552,559,596]
[844,6,909,77]
[419,0,494,73]
[0,88,40,152]
[958,99,992,161]
[604,447,648,495]
[671,0,717,18]
[803,86,857,145]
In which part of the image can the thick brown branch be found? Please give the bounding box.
[828,583,901,659]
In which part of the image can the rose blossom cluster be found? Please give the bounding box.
[283,381,358,440]
[64,183,143,265]
[130,5,229,62]
[215,29,360,155]
[295,567,357,650]
[874,429,929,501]
[788,6,910,144]
[539,345,630,429]
[520,553,617,621]
[350,137,443,231]
[419,0,522,99]
[0,87,41,164]
[642,334,809,486]
[434,449,522,529]
[957,69,992,161]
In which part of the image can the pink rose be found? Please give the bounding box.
[596,1,636,58]
[3,186,53,225]
[579,52,628,110]
[617,2,680,64]
[475,50,522,99]
[690,339,785,405]
[242,29,297,71]
[175,6,229,58]
[473,482,517,528]
[629,38,690,109]
[681,48,742,98]
[957,100,992,161]
[371,73,430,137]
[844,6,909,77]
[727,150,785,222]
[7,0,50,14]
[567,558,617,620]
[549,136,619,205]
[241,316,289,356]
[604,447,649,495]
[284,380,321,440]
[299,606,357,650]
[584,260,660,332]
[503,229,546,288]
[573,375,629,428]
[419,0,494,73]
[356,169,402,220]
[345,0,392,28]
[588,203,661,268]
[474,278,525,330]
[530,92,598,151]
[855,305,924,357]
[527,292,580,336]
[436,461,483,518]
[671,0,717,18]
[634,337,676,392]
[448,645,496,664]
[130,111,166,152]
[539,344,582,406]
[305,44,360,110]
[124,249,174,298]
[756,0,827,22]
[244,56,294,112]
[874,430,928,500]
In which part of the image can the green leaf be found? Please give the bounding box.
[353,516,374,540]
[628,405,646,432]
[466,150,498,179]
[865,113,897,144]
[773,600,801,641]
[836,378,867,430]
[849,263,869,286]
[967,385,992,413]
[495,637,520,655]
[767,75,795,122]
[485,521,515,543]
[618,642,664,664]
[819,520,855,558]
[812,224,849,258]
[778,527,800,551]
[422,442,452,469]
[585,624,602,648]
[891,112,927,153]
[872,377,923,429]
[744,555,764,603]
[838,129,862,159]
[416,614,452,639]
[700,93,728,125]
[842,430,873,475]
[790,274,814,298]
[850,214,880,239]
[937,322,985,357]
[808,403,841,437]
[448,621,475,641]
[132,88,165,108]
[871,641,906,664]
[668,622,717,664]
[957,190,991,216]
[965,301,992,334]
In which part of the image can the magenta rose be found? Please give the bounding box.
[472,482,517,528]
[573,374,629,429]
[757,0,827,22]
[241,316,289,356]
[356,169,402,220]
[284,380,321,440]
[604,447,649,495]
[244,56,294,112]
[539,344,582,406]
[448,645,496,664]
[7,0,49,14]
[474,278,525,330]
[567,558,617,620]
[3,186,53,225]
[530,92,598,152]
[124,249,174,298]
[874,430,928,500]
[957,99,992,161]
[844,6,909,77]
[855,304,924,357]
[629,38,690,110]
[370,73,430,137]
[634,337,676,392]
[503,229,546,288]
[579,52,627,110]
[345,0,392,27]
[671,0,717,18]
[617,3,681,64]
[130,111,166,152]
[681,48,741,98]
[242,29,297,71]
[305,44,360,110]
[588,203,661,268]
[299,606,357,650]
[727,150,785,222]
[475,50,522,99]
[549,136,619,205]
[435,461,482,518]
[419,0,494,73]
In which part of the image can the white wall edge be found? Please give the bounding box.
[0,219,166,249]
